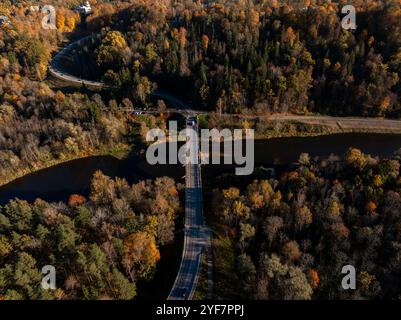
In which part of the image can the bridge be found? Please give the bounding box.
[167,117,212,300]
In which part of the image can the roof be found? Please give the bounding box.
[0,16,10,26]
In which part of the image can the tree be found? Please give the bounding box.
[13,252,44,299]
[237,253,256,293]
[156,100,167,111]
[157,214,175,245]
[239,223,255,243]
[123,231,160,281]
[308,269,320,289]
[135,76,152,104]
[4,199,32,232]
[346,148,367,170]
[90,171,116,205]
[237,254,256,279]
[294,206,313,231]
[0,235,12,259]
[280,267,313,300]
[68,194,86,207]
[109,268,136,300]
[96,31,129,68]
[202,35,209,51]
[263,216,284,245]
[77,244,110,299]
[57,222,78,253]
[282,241,301,263]
[327,200,342,220]
[103,70,121,88]
[298,153,311,166]
[145,44,158,64]
[233,200,251,223]
[259,254,312,300]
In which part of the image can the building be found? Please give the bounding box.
[0,16,10,27]
[75,1,92,15]
[29,6,41,13]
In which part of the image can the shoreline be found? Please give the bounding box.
[0,143,132,189]
[217,115,401,140]
[254,126,401,140]
[2,128,401,189]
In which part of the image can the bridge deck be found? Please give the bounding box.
[168,123,210,300]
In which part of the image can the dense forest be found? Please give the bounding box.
[211,149,401,299]
[0,1,125,184]
[0,0,173,184]
[84,0,401,117]
[2,0,401,301]
[0,172,181,299]
[2,0,401,185]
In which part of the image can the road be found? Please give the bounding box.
[221,113,401,134]
[121,107,206,116]
[167,119,212,300]
[48,33,104,89]
[294,115,401,134]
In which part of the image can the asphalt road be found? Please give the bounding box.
[48,34,104,89]
[167,121,211,300]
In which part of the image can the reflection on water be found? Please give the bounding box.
[254,133,401,165]
[0,155,183,206]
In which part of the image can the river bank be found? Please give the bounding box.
[5,133,401,204]
[3,126,401,189]
[0,142,131,188]
[206,113,401,140]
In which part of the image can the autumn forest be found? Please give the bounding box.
[1,0,401,301]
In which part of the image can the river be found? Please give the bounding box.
[1,133,401,205]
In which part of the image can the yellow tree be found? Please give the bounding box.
[96,31,128,66]
[202,34,209,51]
[346,148,367,170]
[123,232,160,281]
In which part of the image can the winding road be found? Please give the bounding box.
[48,34,104,89]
